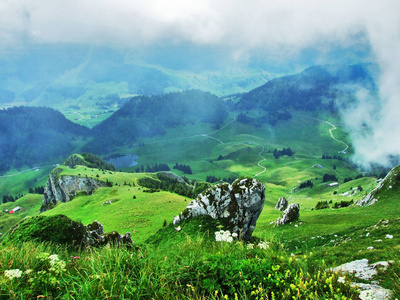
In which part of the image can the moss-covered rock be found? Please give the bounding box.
[2,215,132,248]
[3,215,86,247]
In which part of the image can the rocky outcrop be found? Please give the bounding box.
[275,203,300,226]
[356,166,400,206]
[275,197,288,211]
[40,168,106,212]
[173,177,265,241]
[84,220,132,247]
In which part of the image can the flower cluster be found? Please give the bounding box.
[4,269,23,280]
[48,254,66,273]
[258,241,269,249]
[247,241,270,250]
[215,230,238,243]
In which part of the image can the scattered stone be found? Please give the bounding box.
[173,177,265,241]
[275,204,300,226]
[367,246,374,250]
[330,259,389,281]
[175,226,181,232]
[355,283,392,300]
[275,197,288,211]
[366,232,370,237]
[385,234,393,239]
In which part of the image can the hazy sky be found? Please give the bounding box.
[1,0,399,167]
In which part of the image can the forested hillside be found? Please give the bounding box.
[236,64,376,112]
[84,90,228,154]
[0,107,89,171]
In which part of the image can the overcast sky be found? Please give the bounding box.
[1,0,399,167]
[0,1,395,53]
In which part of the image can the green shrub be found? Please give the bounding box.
[315,201,329,210]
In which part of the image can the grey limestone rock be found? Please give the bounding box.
[83,220,133,247]
[330,259,392,300]
[173,177,265,241]
[41,168,107,212]
[82,220,133,247]
[275,203,300,226]
[275,197,288,211]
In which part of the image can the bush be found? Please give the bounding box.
[315,201,330,210]
[333,200,354,209]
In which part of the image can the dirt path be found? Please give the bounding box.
[296,114,349,154]
[0,164,57,178]
[254,145,267,177]
[146,115,268,177]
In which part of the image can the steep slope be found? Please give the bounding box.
[356,165,400,206]
[0,107,89,172]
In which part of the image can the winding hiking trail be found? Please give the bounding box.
[254,145,267,177]
[146,114,267,177]
[296,115,349,154]
[0,164,57,178]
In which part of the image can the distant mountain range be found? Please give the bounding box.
[0,64,376,172]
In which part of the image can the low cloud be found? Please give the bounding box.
[1,0,399,167]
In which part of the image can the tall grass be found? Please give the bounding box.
[0,233,360,300]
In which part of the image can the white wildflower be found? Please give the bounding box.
[215,230,239,243]
[48,254,60,266]
[258,241,269,250]
[4,269,23,280]
[247,243,254,250]
[24,269,33,275]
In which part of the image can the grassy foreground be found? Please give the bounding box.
[1,216,361,300]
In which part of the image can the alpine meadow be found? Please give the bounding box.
[1,1,400,299]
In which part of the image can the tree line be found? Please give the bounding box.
[206,175,238,184]
[173,163,193,175]
[135,163,171,173]
[273,147,294,158]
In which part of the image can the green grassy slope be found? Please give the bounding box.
[0,165,54,199]
[40,166,189,243]
[0,193,42,236]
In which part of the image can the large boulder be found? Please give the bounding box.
[275,197,288,211]
[173,177,265,241]
[275,203,300,226]
[41,168,106,212]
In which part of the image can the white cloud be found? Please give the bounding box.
[0,0,377,50]
[0,0,399,167]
